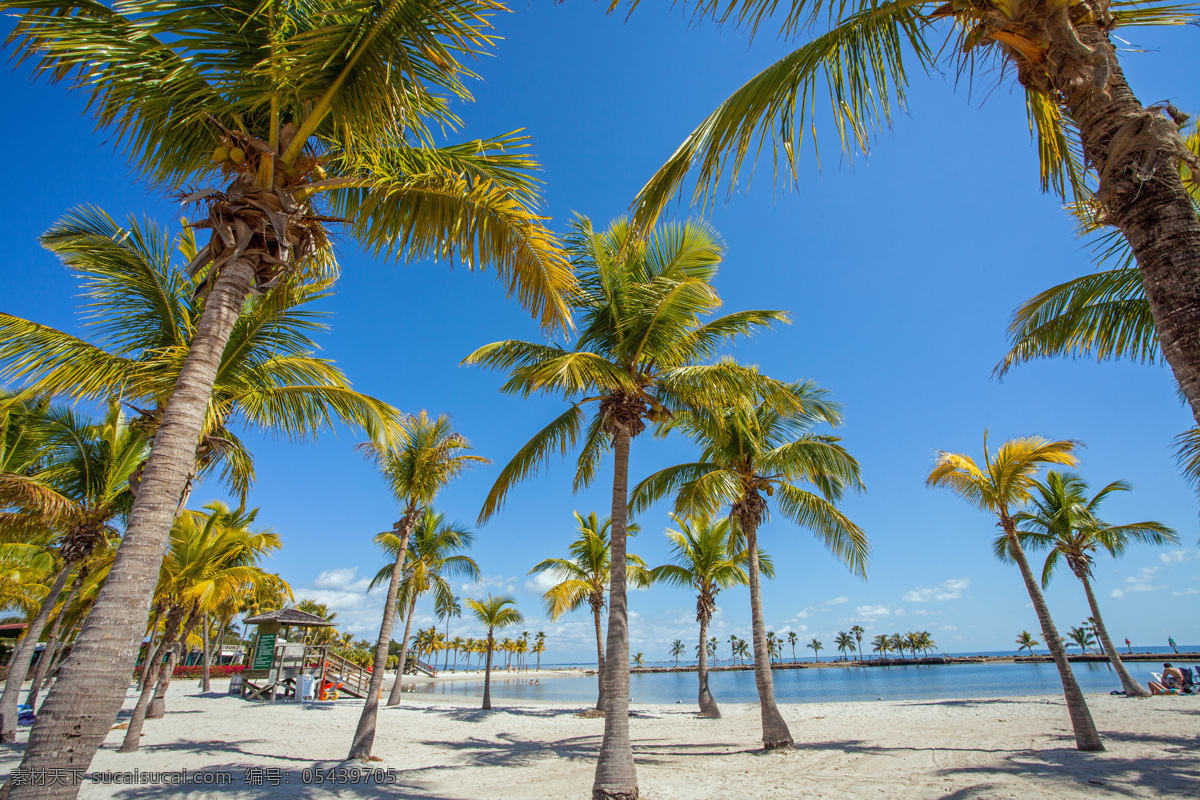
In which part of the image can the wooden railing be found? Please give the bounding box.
[323,651,372,698]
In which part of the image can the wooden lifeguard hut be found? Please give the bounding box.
[239,608,370,702]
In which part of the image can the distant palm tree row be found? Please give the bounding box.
[869,632,938,660]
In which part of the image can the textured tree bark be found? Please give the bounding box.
[200,613,211,692]
[592,427,638,800]
[1079,575,1148,697]
[482,633,495,710]
[592,604,607,711]
[743,517,792,750]
[696,612,720,718]
[26,576,83,709]
[348,512,413,761]
[1002,520,1104,751]
[9,258,257,799]
[119,607,184,753]
[1050,20,1200,424]
[385,599,417,706]
[146,613,198,722]
[0,565,71,743]
[137,606,165,693]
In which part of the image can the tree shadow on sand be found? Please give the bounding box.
[932,729,1200,798]
[418,732,747,770]
[80,761,473,800]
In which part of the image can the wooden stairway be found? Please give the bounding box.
[323,652,372,699]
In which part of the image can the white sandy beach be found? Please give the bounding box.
[1,677,1196,799]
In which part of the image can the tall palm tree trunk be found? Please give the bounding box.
[482,634,494,710]
[696,613,720,718]
[385,599,418,706]
[26,576,84,709]
[1002,520,1104,751]
[348,514,413,761]
[1051,19,1200,424]
[137,606,165,693]
[119,606,184,753]
[0,564,72,742]
[146,613,199,721]
[743,517,792,749]
[1079,575,1148,697]
[592,427,637,800]
[592,602,606,712]
[10,259,257,798]
[200,613,212,692]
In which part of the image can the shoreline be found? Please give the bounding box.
[627,651,1200,674]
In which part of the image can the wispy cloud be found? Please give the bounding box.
[1172,588,1199,596]
[1160,549,1195,564]
[902,577,970,603]
[823,596,849,606]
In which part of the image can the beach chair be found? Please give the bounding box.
[1179,667,1198,694]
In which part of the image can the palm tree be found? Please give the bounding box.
[121,501,281,752]
[1016,631,1041,655]
[835,632,855,662]
[0,400,145,742]
[808,638,823,662]
[766,631,778,665]
[872,634,889,660]
[631,381,866,751]
[888,633,905,660]
[1067,626,1097,653]
[0,209,405,510]
[0,0,574,782]
[632,653,645,668]
[1005,470,1177,697]
[650,513,763,718]
[850,625,865,661]
[927,434,1103,751]
[532,633,546,672]
[670,640,686,667]
[787,631,798,664]
[350,414,486,760]
[628,1,1200,430]
[436,594,462,673]
[734,638,750,665]
[467,215,789,798]
[528,511,650,710]
[386,515,479,670]
[467,595,523,710]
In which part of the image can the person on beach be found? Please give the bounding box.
[1149,663,1185,695]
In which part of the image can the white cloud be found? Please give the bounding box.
[524,571,558,594]
[1121,566,1163,594]
[293,567,387,635]
[823,596,849,606]
[312,567,372,594]
[1172,588,1199,596]
[1111,588,1125,599]
[903,577,970,603]
[458,574,518,596]
[1160,549,1195,564]
[853,604,893,621]
[938,624,957,632]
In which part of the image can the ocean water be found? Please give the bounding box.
[403,657,1196,705]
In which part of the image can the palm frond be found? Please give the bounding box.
[629,0,931,237]
[477,404,585,523]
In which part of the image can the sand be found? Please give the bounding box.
[1,677,1196,799]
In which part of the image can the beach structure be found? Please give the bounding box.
[240,609,369,702]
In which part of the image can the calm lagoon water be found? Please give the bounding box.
[404,659,1184,705]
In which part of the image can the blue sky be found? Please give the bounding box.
[2,5,1198,663]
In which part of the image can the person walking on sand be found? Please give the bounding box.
[1169,637,1178,654]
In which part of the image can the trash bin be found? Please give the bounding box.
[229,674,243,695]
[299,673,315,701]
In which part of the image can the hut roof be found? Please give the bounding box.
[242,608,336,627]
